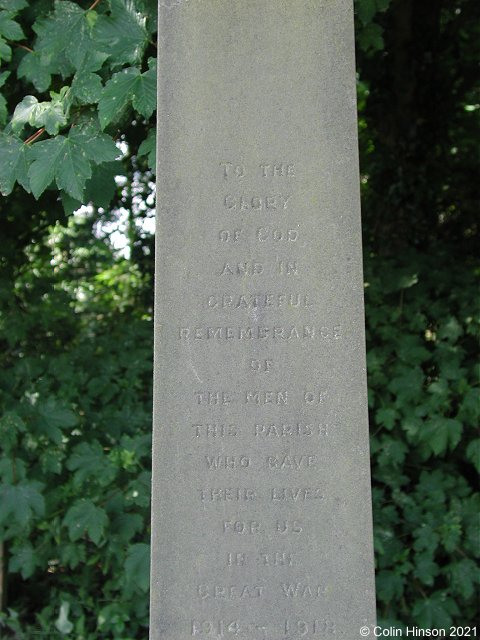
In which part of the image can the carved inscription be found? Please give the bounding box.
[179,325,341,340]
[152,4,376,635]
[167,158,350,636]
[182,160,339,633]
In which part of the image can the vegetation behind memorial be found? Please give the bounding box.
[0,0,478,636]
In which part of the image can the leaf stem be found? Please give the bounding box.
[89,0,102,10]
[16,43,33,53]
[25,128,45,145]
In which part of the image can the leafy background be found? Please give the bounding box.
[0,0,478,637]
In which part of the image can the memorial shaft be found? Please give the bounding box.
[151,1,376,637]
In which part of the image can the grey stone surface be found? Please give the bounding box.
[150,1,376,637]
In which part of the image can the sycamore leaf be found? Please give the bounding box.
[36,101,67,135]
[356,0,377,25]
[376,570,404,603]
[438,316,463,342]
[28,136,61,200]
[413,523,440,553]
[98,67,138,127]
[61,543,86,570]
[447,559,480,600]
[377,437,408,467]
[63,499,108,545]
[84,160,122,208]
[0,36,10,62]
[125,543,150,592]
[112,512,143,543]
[0,411,26,453]
[0,10,24,40]
[412,591,459,628]
[79,49,108,74]
[69,124,119,164]
[0,68,8,88]
[0,481,45,527]
[71,51,108,104]
[11,95,68,135]
[35,398,78,444]
[71,71,103,104]
[375,407,396,430]
[18,51,52,93]
[94,0,147,66]
[466,439,480,473]
[28,135,92,200]
[98,64,156,128]
[135,0,157,28]
[439,512,462,552]
[10,95,37,132]
[0,0,27,9]
[420,417,463,456]
[66,441,116,485]
[138,128,156,172]
[388,366,424,404]
[34,0,94,71]
[131,57,156,118]
[413,552,439,586]
[0,133,30,195]
[9,543,38,579]
[0,94,8,125]
[358,21,385,54]
[61,191,82,215]
[0,93,6,125]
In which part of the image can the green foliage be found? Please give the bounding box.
[366,251,479,627]
[0,5,25,62]
[0,0,478,637]
[0,0,155,211]
[355,0,391,54]
[0,201,154,637]
[98,59,156,128]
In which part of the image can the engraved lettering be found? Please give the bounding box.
[223,521,261,534]
[260,163,295,178]
[227,552,247,566]
[281,583,326,598]
[193,424,237,438]
[259,552,294,566]
[205,293,313,310]
[276,520,303,534]
[197,584,264,600]
[266,454,318,470]
[220,162,245,179]
[224,194,291,210]
[249,359,273,372]
[256,227,298,242]
[205,455,250,469]
[254,423,328,438]
[200,488,257,502]
[191,620,242,637]
[180,325,325,340]
[271,488,324,502]
[304,391,328,404]
[277,259,299,276]
[245,390,287,405]
[194,391,232,405]
[219,229,242,243]
[220,261,264,276]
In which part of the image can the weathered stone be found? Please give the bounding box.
[151,1,376,637]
